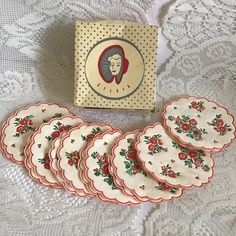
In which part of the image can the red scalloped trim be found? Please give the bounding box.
[23,146,61,189]
[1,101,74,165]
[48,132,67,177]
[79,159,104,197]
[24,139,61,189]
[25,115,85,190]
[79,128,122,197]
[57,123,116,197]
[135,122,215,189]
[108,130,148,202]
[83,129,140,206]
[76,145,101,196]
[80,132,114,196]
[48,131,82,194]
[77,142,100,195]
[0,122,11,158]
[108,163,144,202]
[110,130,184,203]
[81,130,126,199]
[162,96,236,152]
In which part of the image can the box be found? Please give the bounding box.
[74,20,157,110]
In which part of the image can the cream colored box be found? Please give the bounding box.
[74,20,157,110]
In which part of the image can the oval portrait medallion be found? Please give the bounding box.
[85,38,145,99]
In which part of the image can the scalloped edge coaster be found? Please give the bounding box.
[0,102,73,164]
[24,116,85,188]
[24,147,60,188]
[110,130,183,202]
[162,96,236,152]
[78,141,141,201]
[78,137,123,199]
[78,140,119,195]
[24,149,58,187]
[48,131,88,196]
[136,123,215,188]
[78,140,108,196]
[23,142,53,187]
[84,130,140,205]
[57,123,114,196]
[108,165,145,201]
[79,141,143,202]
[108,171,163,202]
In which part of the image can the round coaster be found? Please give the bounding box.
[23,142,49,185]
[24,116,85,188]
[48,131,86,196]
[108,165,145,201]
[78,139,123,198]
[49,132,69,183]
[110,130,183,202]
[77,142,104,195]
[136,123,215,188]
[24,146,59,188]
[162,96,236,152]
[84,130,140,205]
[1,102,73,164]
[78,142,123,196]
[78,143,141,201]
[24,149,57,187]
[57,123,114,196]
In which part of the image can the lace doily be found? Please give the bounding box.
[0,0,236,235]
[163,0,236,51]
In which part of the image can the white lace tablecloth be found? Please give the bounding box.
[0,0,236,235]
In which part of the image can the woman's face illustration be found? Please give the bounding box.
[108,54,122,76]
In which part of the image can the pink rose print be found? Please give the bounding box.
[144,134,168,155]
[91,151,116,190]
[208,114,232,136]
[13,115,35,137]
[188,101,205,112]
[38,153,50,169]
[168,115,207,141]
[45,122,72,141]
[65,151,80,168]
[119,138,146,176]
[160,164,180,178]
[155,180,178,194]
[81,127,102,141]
[173,142,210,172]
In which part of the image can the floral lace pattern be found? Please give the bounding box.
[153,5,236,234]
[163,0,236,51]
[0,0,155,234]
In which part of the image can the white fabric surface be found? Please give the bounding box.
[0,0,236,235]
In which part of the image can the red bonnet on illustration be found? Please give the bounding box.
[98,45,129,85]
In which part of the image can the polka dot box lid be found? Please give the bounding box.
[74,20,158,110]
